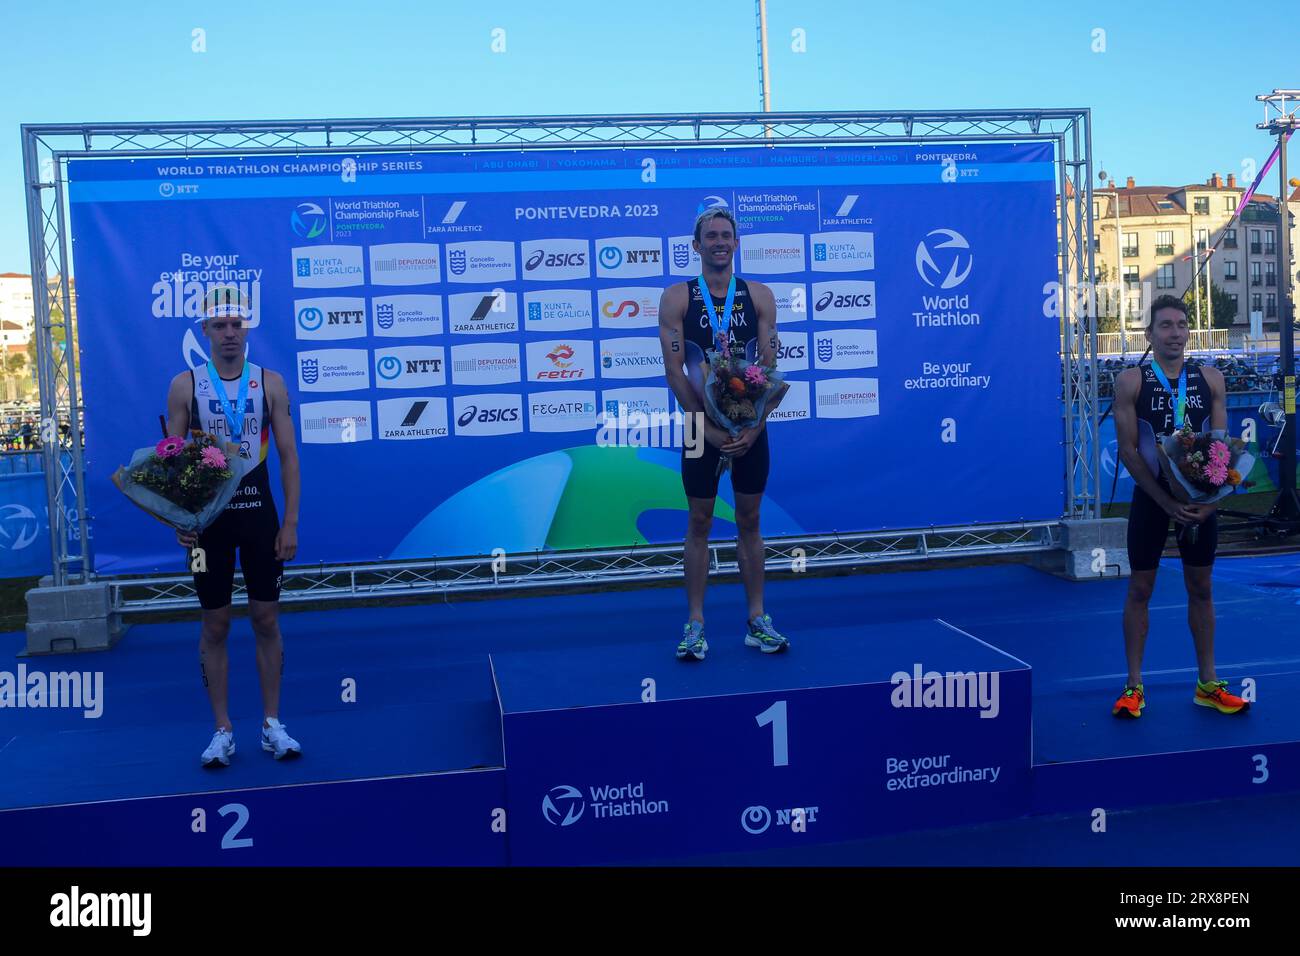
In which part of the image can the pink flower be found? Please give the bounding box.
[200,445,227,469]
[1209,441,1230,465]
[155,436,184,459]
[1205,461,1228,485]
[743,364,768,387]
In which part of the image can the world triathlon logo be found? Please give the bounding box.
[448,249,468,276]
[300,358,319,385]
[297,306,324,331]
[915,228,973,289]
[696,194,729,215]
[542,785,586,826]
[376,355,403,380]
[290,202,327,239]
[376,303,395,330]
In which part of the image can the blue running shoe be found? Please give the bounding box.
[677,621,708,661]
[745,613,789,653]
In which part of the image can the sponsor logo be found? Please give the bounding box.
[666,234,703,276]
[292,245,365,288]
[811,280,877,321]
[452,394,524,436]
[522,289,593,332]
[442,201,467,224]
[450,342,522,385]
[542,786,585,826]
[371,294,443,338]
[369,242,441,286]
[810,231,875,272]
[525,340,595,381]
[594,237,663,278]
[294,297,367,341]
[542,782,669,824]
[775,332,809,371]
[834,195,858,218]
[596,287,660,329]
[529,390,599,433]
[447,290,518,335]
[600,387,671,422]
[519,238,590,280]
[299,400,373,443]
[741,805,821,834]
[444,240,516,283]
[290,202,327,239]
[297,349,371,392]
[813,329,878,370]
[696,194,729,214]
[766,379,811,422]
[767,282,807,325]
[916,228,973,289]
[0,504,40,551]
[376,397,450,440]
[739,233,806,274]
[815,377,881,418]
[373,346,447,388]
[598,337,664,379]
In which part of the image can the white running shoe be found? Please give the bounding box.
[261,718,302,760]
[201,728,235,767]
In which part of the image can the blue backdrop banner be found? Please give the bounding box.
[68,143,1062,573]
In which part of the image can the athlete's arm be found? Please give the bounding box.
[658,284,703,415]
[750,280,779,368]
[266,370,300,562]
[165,372,193,439]
[1114,367,1194,522]
[164,373,200,548]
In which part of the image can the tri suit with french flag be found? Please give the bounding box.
[1127,360,1217,571]
[188,360,283,609]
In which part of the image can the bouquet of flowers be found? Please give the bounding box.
[700,338,789,476]
[1156,423,1255,544]
[111,430,246,534]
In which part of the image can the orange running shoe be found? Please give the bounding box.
[1194,679,1250,714]
[1112,684,1145,718]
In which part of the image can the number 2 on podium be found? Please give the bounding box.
[755,700,789,767]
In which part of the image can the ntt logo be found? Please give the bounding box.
[542,785,586,826]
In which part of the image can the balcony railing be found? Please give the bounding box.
[1155,244,1174,256]
[1223,237,1238,248]
[1266,275,1277,287]
[1251,243,1263,254]
[1122,247,1139,258]
[1251,276,1262,286]
[1267,306,1278,317]
[1224,273,1238,281]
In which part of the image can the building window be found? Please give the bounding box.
[1157,264,1176,288]
[1224,260,1238,280]
[1265,262,1277,286]
[1226,195,1237,212]
[1127,293,1143,316]
[1251,293,1263,313]
[1251,262,1262,285]
[1267,294,1277,318]
[1093,236,1101,253]
[1156,230,1174,256]
[1229,293,1238,312]
[1224,228,1238,248]
[1194,197,1209,215]
[1263,231,1276,255]
[1122,232,1139,257]
[1250,229,1262,254]
[1123,265,1140,289]
[1093,201,1100,220]
[1196,228,1208,250]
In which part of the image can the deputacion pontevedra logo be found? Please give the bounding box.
[291,202,327,239]
[915,228,973,289]
[542,785,586,826]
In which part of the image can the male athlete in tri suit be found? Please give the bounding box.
[167,286,304,765]
[657,206,789,661]
[1112,294,1248,717]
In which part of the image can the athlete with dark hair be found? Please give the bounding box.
[657,207,789,661]
[167,285,304,765]
[1111,293,1248,717]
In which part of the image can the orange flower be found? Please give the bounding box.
[728,376,747,395]
[1226,468,1242,486]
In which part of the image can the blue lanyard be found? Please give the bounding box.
[697,275,736,352]
[207,361,250,444]
[1150,361,1187,429]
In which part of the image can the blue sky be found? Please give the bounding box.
[2,0,1294,271]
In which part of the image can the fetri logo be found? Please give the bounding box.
[546,344,575,368]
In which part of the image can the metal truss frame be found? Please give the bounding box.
[21,110,1095,610]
